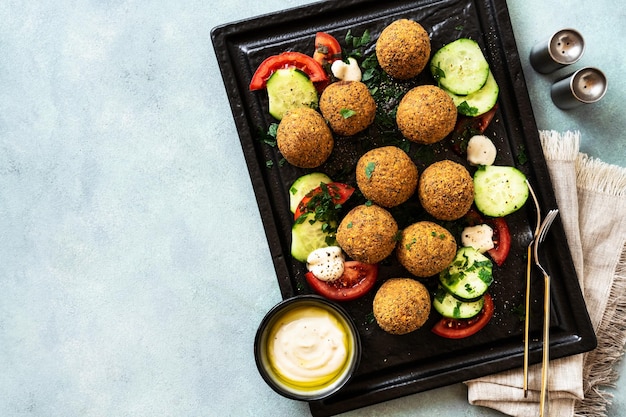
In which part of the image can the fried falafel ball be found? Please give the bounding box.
[276,107,333,168]
[373,278,431,335]
[396,221,457,277]
[356,146,418,208]
[375,19,431,80]
[319,81,376,136]
[396,85,457,144]
[418,160,474,221]
[336,204,398,264]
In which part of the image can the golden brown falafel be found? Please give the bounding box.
[418,160,474,221]
[396,221,457,277]
[373,278,431,335]
[375,19,431,80]
[276,107,333,168]
[356,146,418,208]
[396,85,457,144]
[319,81,376,136]
[336,204,398,264]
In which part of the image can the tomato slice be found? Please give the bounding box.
[313,32,342,66]
[294,182,355,220]
[305,261,378,301]
[463,208,511,266]
[249,51,329,91]
[432,293,495,339]
[450,105,498,155]
[487,217,511,266]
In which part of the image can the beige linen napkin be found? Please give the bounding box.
[466,130,626,417]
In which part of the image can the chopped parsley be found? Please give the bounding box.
[430,231,447,240]
[512,304,526,321]
[344,29,371,58]
[434,288,447,304]
[340,108,357,118]
[267,122,278,137]
[412,144,435,165]
[458,101,479,117]
[365,161,376,179]
[293,182,344,238]
[359,50,409,131]
[478,267,494,285]
[431,62,446,85]
[517,144,528,165]
[453,303,462,318]
[258,123,278,147]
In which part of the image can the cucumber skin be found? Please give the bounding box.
[430,38,490,96]
[474,166,529,217]
[439,247,493,302]
[446,71,499,116]
[266,68,318,120]
[433,286,485,319]
[289,172,332,213]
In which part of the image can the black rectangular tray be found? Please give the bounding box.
[211,1,596,415]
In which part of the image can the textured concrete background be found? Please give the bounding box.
[1,1,624,416]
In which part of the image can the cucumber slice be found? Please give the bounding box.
[291,213,337,263]
[289,172,332,213]
[430,38,490,96]
[446,70,499,116]
[439,247,493,301]
[474,165,529,217]
[266,68,318,120]
[433,286,485,319]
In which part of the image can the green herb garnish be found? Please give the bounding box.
[517,144,528,165]
[512,304,526,321]
[405,237,417,250]
[365,161,376,179]
[340,108,357,119]
[297,182,345,237]
[258,123,278,147]
[458,101,479,117]
[345,29,371,58]
[431,62,446,85]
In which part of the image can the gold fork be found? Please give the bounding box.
[534,209,559,417]
[523,180,542,397]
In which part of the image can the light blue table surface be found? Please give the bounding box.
[1,1,624,416]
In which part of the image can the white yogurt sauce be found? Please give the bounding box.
[467,134,497,166]
[268,306,348,385]
[331,57,362,82]
[306,246,345,282]
[462,224,495,253]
